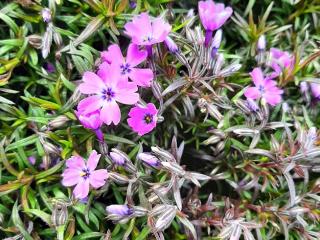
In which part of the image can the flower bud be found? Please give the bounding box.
[28,156,36,165]
[137,152,160,167]
[129,0,137,8]
[213,53,224,75]
[110,151,126,166]
[300,81,309,93]
[48,115,69,129]
[211,29,222,58]
[28,34,42,49]
[257,35,266,51]
[246,98,259,112]
[41,8,52,23]
[51,204,68,227]
[106,204,133,216]
[164,36,179,54]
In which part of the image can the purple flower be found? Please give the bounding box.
[101,43,153,87]
[124,13,171,46]
[61,150,108,199]
[127,103,158,136]
[106,204,133,216]
[244,67,283,106]
[78,62,139,125]
[28,156,36,165]
[41,8,52,23]
[44,62,55,73]
[198,0,232,47]
[269,48,295,77]
[137,153,160,167]
[300,81,309,94]
[110,151,126,166]
[310,83,320,99]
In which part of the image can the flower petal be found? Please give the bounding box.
[100,101,121,125]
[264,92,282,106]
[101,44,124,65]
[129,68,153,87]
[73,179,90,199]
[62,169,81,187]
[244,87,261,100]
[250,67,265,86]
[87,150,101,171]
[126,43,147,67]
[89,169,108,188]
[77,96,103,115]
[66,156,85,170]
[79,72,105,94]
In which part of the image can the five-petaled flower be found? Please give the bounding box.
[101,43,153,87]
[124,12,171,46]
[198,0,233,47]
[244,67,283,106]
[62,150,108,199]
[127,103,158,136]
[78,62,139,125]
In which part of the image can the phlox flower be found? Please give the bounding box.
[62,150,108,199]
[244,67,283,106]
[198,0,232,47]
[127,103,158,136]
[124,12,171,46]
[269,48,295,78]
[101,43,153,87]
[78,62,139,125]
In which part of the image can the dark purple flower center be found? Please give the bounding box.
[102,88,115,101]
[120,63,131,75]
[81,168,91,180]
[258,85,265,93]
[144,113,153,124]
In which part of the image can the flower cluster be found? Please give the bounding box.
[76,13,175,138]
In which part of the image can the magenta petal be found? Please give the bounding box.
[78,96,102,115]
[126,43,147,67]
[73,179,90,199]
[103,44,124,66]
[87,150,100,171]
[129,68,153,87]
[250,68,265,86]
[115,91,139,105]
[244,87,261,100]
[100,101,121,125]
[79,72,105,94]
[62,169,81,187]
[264,93,282,106]
[89,169,108,188]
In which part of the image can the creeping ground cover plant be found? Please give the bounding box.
[1,0,320,239]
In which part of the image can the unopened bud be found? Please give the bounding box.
[300,81,309,93]
[48,115,69,129]
[106,204,133,217]
[51,204,68,226]
[257,35,266,51]
[28,34,42,49]
[110,151,126,166]
[41,8,52,23]
[211,29,222,58]
[137,153,160,167]
[164,36,179,54]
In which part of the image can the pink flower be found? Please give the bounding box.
[269,48,295,77]
[124,13,171,46]
[78,62,139,125]
[62,150,108,199]
[198,0,232,46]
[101,43,153,87]
[127,103,158,136]
[244,67,283,106]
